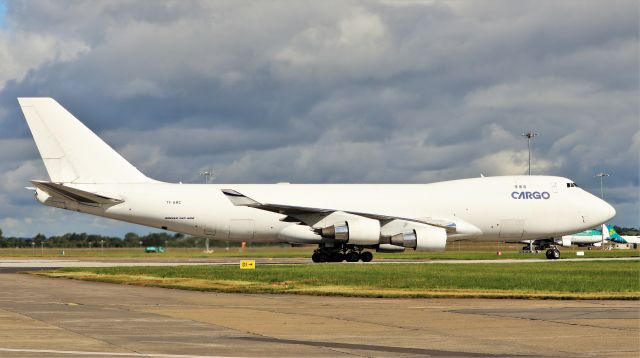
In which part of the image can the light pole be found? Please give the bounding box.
[595,172,610,250]
[199,170,213,184]
[595,172,609,199]
[595,172,610,251]
[521,131,538,175]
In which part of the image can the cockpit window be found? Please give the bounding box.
[566,182,579,188]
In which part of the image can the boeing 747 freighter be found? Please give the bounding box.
[18,98,616,261]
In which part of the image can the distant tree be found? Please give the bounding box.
[33,233,46,243]
[124,232,140,246]
[140,232,171,246]
[615,226,640,236]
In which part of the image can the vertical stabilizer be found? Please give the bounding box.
[606,224,625,243]
[18,97,154,184]
[601,224,610,240]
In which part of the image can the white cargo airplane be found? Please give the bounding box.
[18,98,616,262]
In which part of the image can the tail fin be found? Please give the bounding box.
[18,98,154,184]
[601,224,610,241]
[605,224,625,243]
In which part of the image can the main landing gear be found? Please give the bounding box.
[311,244,373,263]
[545,246,561,260]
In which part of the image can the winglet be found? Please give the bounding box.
[221,189,261,207]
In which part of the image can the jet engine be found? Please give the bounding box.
[387,225,447,251]
[321,218,381,246]
[377,244,405,253]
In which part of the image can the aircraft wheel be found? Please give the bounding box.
[345,251,360,262]
[545,249,560,260]
[312,251,328,263]
[360,251,373,262]
[329,251,345,262]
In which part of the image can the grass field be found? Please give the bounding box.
[37,260,640,300]
[3,245,638,260]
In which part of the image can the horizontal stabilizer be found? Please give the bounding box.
[32,180,123,206]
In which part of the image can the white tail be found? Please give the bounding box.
[601,224,610,240]
[18,97,154,184]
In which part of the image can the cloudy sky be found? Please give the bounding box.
[0,0,638,237]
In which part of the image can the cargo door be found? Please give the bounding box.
[229,219,255,241]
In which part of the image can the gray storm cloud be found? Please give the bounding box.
[0,0,637,236]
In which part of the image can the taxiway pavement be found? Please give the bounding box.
[0,272,637,357]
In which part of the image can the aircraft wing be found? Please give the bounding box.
[31,180,124,206]
[221,189,457,233]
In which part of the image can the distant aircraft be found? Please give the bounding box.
[608,226,640,248]
[18,98,616,262]
[518,224,611,252]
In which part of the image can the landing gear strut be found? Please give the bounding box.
[311,243,373,263]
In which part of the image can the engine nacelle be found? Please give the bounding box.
[321,218,381,246]
[377,244,405,253]
[388,225,447,251]
[560,237,572,247]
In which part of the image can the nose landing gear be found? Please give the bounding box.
[545,246,561,260]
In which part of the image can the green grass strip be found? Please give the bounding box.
[35,261,640,300]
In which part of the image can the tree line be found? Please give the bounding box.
[0,229,234,248]
[0,226,638,249]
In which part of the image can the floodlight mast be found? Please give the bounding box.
[199,170,213,184]
[521,131,538,176]
[595,172,609,199]
[198,169,214,252]
[595,172,610,250]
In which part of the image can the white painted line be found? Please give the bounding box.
[0,347,239,358]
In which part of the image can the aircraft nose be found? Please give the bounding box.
[603,201,616,221]
[592,197,616,224]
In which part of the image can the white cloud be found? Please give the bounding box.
[0,31,87,89]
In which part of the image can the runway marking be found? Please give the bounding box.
[0,348,238,358]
